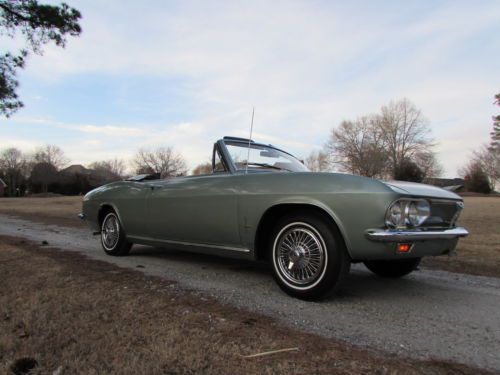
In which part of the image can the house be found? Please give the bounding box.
[60,164,93,176]
[0,178,6,196]
[59,164,120,194]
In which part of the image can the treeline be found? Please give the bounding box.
[0,144,195,196]
[457,93,500,193]
[304,96,499,193]
[2,96,498,196]
[0,145,125,196]
[304,98,442,180]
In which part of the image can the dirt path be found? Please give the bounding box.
[1,215,499,372]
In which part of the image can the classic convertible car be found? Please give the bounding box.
[80,136,468,299]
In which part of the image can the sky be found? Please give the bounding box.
[1,0,499,177]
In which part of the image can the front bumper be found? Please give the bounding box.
[365,227,469,242]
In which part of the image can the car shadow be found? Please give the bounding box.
[128,245,271,275]
[128,245,451,302]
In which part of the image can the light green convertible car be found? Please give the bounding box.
[81,136,468,299]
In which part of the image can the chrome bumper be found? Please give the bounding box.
[365,227,469,242]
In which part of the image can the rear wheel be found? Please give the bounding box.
[363,258,421,278]
[269,212,350,300]
[100,211,132,256]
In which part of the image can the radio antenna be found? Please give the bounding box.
[245,107,255,174]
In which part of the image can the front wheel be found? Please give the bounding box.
[269,212,350,300]
[101,211,132,256]
[363,258,421,278]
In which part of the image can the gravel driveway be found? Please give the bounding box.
[1,215,499,372]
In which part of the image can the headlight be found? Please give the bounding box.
[406,200,430,227]
[385,199,430,228]
[385,201,403,227]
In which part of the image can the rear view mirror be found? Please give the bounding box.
[260,150,279,158]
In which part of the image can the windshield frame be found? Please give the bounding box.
[218,138,309,174]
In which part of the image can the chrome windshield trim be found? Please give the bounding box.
[365,227,469,242]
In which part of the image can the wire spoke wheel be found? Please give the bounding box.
[275,223,326,285]
[102,214,120,250]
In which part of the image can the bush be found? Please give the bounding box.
[394,159,424,182]
[464,162,492,194]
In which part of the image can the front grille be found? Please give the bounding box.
[423,200,463,228]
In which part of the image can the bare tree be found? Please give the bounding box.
[132,147,187,178]
[413,151,443,179]
[470,144,499,189]
[33,144,68,170]
[325,99,440,180]
[305,150,330,172]
[325,115,387,178]
[89,158,126,182]
[379,98,437,178]
[0,147,27,195]
[192,162,212,175]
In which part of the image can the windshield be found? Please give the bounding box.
[224,142,309,172]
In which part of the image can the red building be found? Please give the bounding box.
[0,178,6,196]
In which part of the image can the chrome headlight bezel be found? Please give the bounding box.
[385,199,431,228]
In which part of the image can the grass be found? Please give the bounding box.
[0,196,83,228]
[0,236,493,375]
[422,196,500,277]
[0,195,499,277]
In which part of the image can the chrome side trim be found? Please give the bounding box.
[365,227,469,242]
[129,235,251,253]
[429,198,463,205]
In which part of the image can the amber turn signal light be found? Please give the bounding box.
[397,243,412,253]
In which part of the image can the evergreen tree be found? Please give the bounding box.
[490,93,500,153]
[0,0,81,116]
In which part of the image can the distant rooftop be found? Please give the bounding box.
[61,164,93,175]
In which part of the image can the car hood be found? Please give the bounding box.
[382,180,462,200]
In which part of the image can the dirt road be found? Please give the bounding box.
[1,215,499,372]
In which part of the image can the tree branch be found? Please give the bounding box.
[0,3,31,23]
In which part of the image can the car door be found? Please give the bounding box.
[145,173,242,247]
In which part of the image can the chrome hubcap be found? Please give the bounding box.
[275,225,325,285]
[102,214,119,250]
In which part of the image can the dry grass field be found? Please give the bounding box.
[0,195,498,277]
[422,197,500,277]
[0,196,83,228]
[0,236,492,375]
